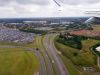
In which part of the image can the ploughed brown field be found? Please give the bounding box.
[70,30,100,38]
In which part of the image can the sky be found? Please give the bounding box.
[0,0,100,18]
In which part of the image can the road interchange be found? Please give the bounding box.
[0,34,69,75]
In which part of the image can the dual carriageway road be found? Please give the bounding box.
[35,34,69,75]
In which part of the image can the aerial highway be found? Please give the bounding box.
[33,47,47,75]
[35,34,69,75]
[43,34,69,75]
[36,36,54,75]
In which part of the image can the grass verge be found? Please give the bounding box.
[54,36,100,75]
[0,47,39,75]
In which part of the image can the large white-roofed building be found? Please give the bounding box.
[96,46,100,52]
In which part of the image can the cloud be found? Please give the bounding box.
[0,0,100,6]
[57,0,100,5]
[0,0,50,6]
[0,0,100,18]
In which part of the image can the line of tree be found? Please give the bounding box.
[19,28,47,34]
[57,33,88,49]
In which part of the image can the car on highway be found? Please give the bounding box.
[35,48,39,51]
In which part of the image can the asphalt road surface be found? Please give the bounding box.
[43,34,69,75]
[37,36,54,75]
[33,49,47,75]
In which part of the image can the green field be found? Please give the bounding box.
[0,44,39,75]
[55,36,100,75]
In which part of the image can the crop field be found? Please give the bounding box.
[55,37,100,75]
[0,44,39,75]
[92,25,100,32]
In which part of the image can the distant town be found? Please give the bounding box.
[0,17,89,44]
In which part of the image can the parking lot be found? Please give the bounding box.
[0,29,34,43]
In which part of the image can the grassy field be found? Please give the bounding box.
[55,36,100,75]
[60,54,79,75]
[0,41,39,75]
[92,25,100,32]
